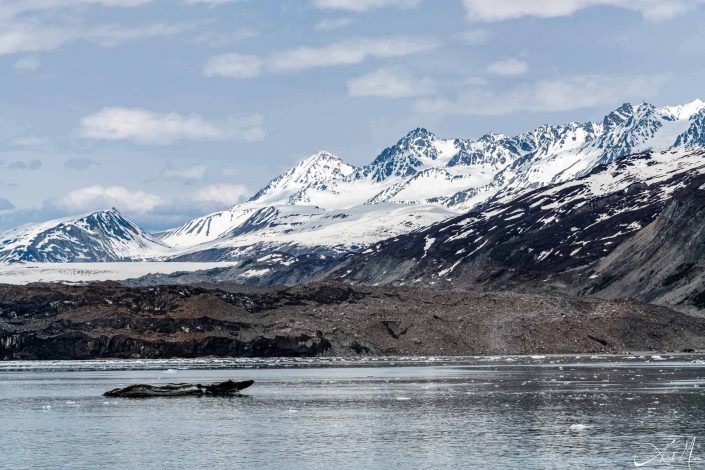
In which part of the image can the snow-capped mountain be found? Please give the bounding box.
[0,209,170,263]
[3,99,705,266]
[333,147,705,288]
[250,151,356,204]
[158,99,705,259]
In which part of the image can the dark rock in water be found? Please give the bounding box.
[104,379,254,397]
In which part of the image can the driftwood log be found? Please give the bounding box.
[104,379,254,397]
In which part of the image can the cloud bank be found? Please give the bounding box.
[78,107,266,145]
[462,0,705,22]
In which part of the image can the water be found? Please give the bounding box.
[2,355,705,469]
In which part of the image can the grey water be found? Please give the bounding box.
[2,355,705,469]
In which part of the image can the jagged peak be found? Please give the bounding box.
[601,99,705,121]
[476,131,507,142]
[403,127,436,140]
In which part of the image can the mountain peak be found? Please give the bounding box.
[0,209,167,262]
[249,150,356,203]
[403,127,435,139]
[302,150,339,163]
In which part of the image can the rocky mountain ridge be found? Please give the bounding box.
[2,99,705,270]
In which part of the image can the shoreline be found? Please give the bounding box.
[2,352,704,373]
[4,281,705,360]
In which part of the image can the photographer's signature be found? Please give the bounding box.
[634,437,703,468]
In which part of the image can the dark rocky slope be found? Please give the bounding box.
[2,282,704,360]
[329,153,705,291]
[132,151,705,304]
[586,184,705,313]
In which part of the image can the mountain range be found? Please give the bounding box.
[3,99,705,313]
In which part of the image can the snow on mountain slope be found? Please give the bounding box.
[4,99,705,266]
[0,209,170,262]
[170,203,456,261]
[445,99,705,210]
[272,99,705,214]
[366,167,496,204]
[335,147,705,286]
[160,205,260,248]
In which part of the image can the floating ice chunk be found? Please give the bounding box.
[163,369,177,374]
[569,424,588,431]
[42,404,52,410]
[396,397,411,401]
[651,355,666,361]
[530,355,546,360]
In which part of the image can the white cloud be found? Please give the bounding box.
[314,17,354,31]
[191,28,257,47]
[204,53,263,79]
[13,56,40,73]
[78,107,266,145]
[0,20,201,55]
[269,36,439,72]
[312,0,420,12]
[462,0,705,22]
[162,165,208,180]
[0,2,167,55]
[486,58,529,76]
[193,184,250,205]
[347,67,435,98]
[53,185,164,213]
[86,21,202,47]
[414,74,667,116]
[0,0,152,20]
[0,21,74,55]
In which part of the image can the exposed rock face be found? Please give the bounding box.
[2,282,704,360]
[328,154,705,291]
[586,184,705,313]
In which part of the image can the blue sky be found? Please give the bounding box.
[1,0,705,231]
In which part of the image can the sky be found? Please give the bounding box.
[1,0,705,231]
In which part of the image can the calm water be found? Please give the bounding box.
[1,355,705,469]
